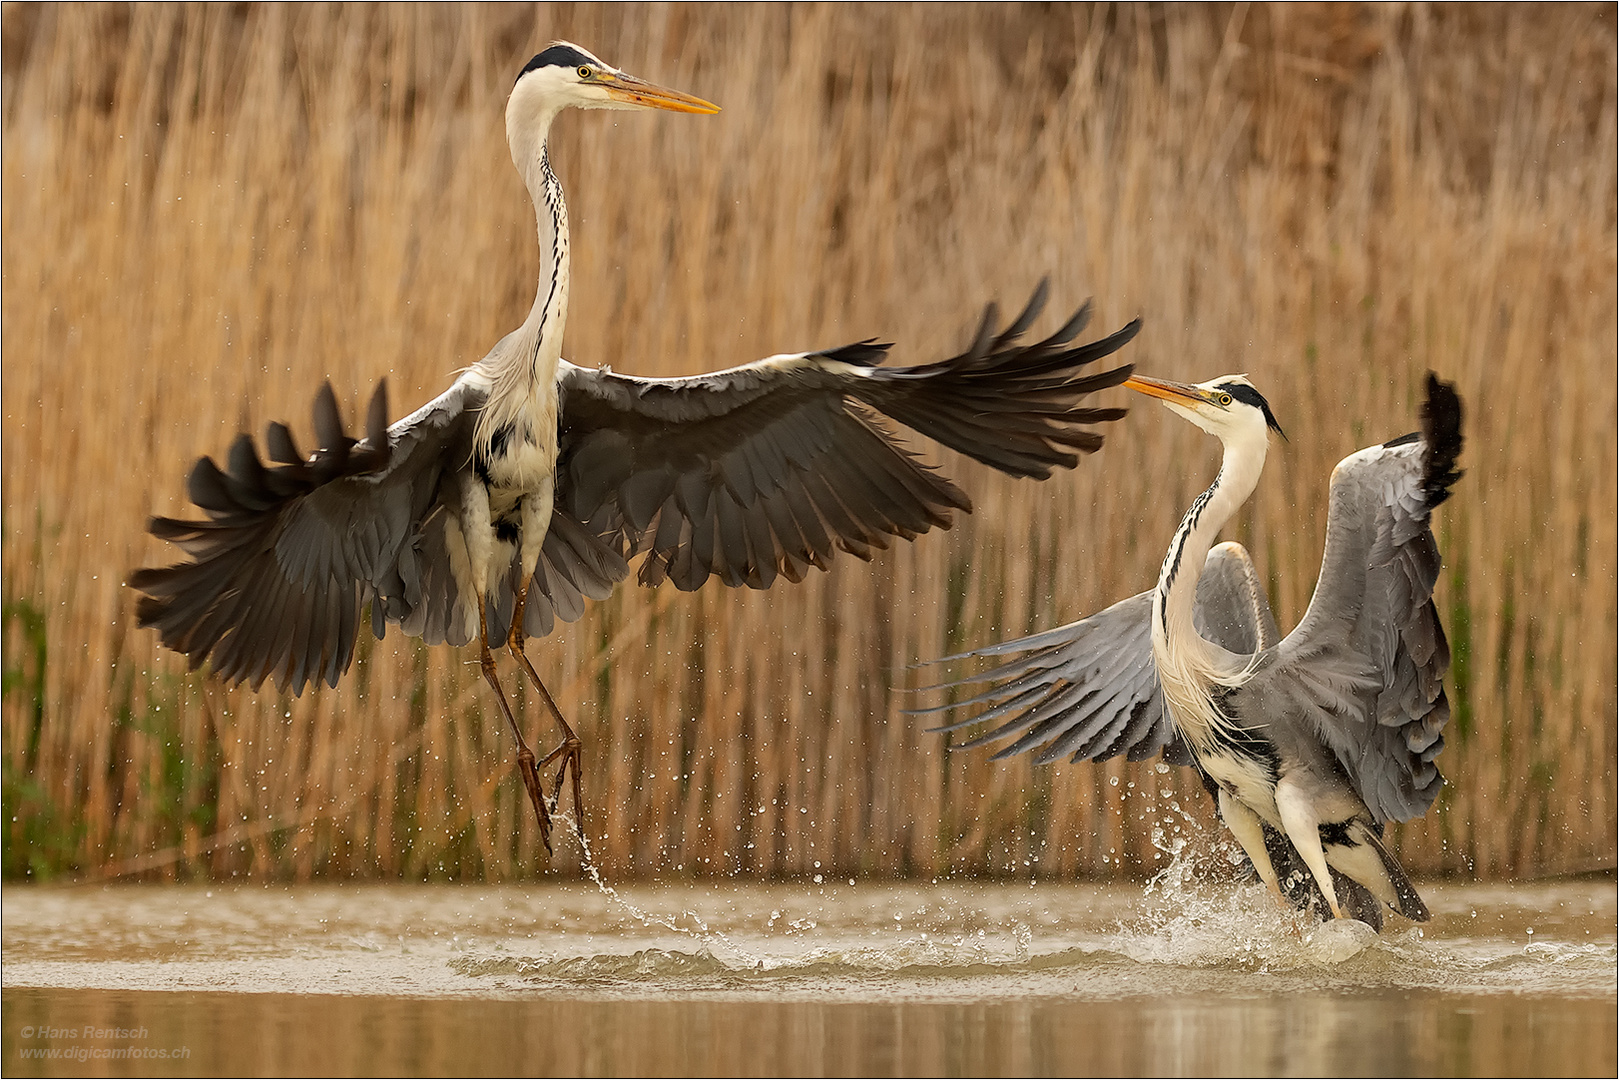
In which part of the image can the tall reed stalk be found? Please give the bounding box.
[3,4,1613,881]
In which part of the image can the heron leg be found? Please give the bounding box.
[1217,789,1288,906]
[1275,776,1345,920]
[479,593,555,856]
[506,584,586,838]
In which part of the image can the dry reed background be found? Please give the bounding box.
[2,4,1613,883]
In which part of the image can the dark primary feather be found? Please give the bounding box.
[556,285,1138,592]
[132,381,422,693]
[914,544,1272,765]
[132,379,626,695]
[1420,373,1465,507]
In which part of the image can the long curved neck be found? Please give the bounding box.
[521,142,570,365]
[1151,429,1268,748]
[514,122,571,355]
[475,104,571,455]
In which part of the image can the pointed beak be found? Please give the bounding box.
[602,72,720,114]
[1123,374,1217,407]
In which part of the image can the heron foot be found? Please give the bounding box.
[538,730,585,835]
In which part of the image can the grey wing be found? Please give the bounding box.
[555,284,1139,592]
[1254,374,1464,823]
[1162,542,1282,767]
[1198,542,1283,654]
[132,380,462,693]
[130,377,624,694]
[915,543,1280,766]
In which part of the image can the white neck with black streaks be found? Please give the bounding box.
[1150,419,1270,753]
[472,97,571,469]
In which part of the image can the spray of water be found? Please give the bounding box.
[549,810,761,966]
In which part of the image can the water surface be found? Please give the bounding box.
[4,876,1612,1076]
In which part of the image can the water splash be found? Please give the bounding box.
[1116,818,1379,970]
[551,812,759,966]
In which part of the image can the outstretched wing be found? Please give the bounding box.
[131,381,465,694]
[130,377,626,695]
[555,283,1140,592]
[915,543,1279,765]
[1255,374,1464,823]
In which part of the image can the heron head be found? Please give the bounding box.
[509,42,719,123]
[1123,373,1287,444]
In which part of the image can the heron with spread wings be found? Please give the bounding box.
[131,43,1141,854]
[919,373,1463,927]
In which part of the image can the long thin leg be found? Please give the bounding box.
[1218,789,1289,906]
[507,583,586,838]
[478,591,554,856]
[1275,777,1345,920]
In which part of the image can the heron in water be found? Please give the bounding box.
[131,43,1142,854]
[919,372,1463,926]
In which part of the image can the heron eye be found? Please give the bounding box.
[1218,393,1233,406]
[578,66,592,80]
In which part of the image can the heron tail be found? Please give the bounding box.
[1356,822,1431,923]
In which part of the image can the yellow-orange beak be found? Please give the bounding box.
[602,73,720,115]
[1122,374,1218,407]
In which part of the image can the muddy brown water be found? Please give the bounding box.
[3,876,1612,1076]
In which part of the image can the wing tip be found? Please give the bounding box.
[1420,372,1464,509]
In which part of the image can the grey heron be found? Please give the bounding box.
[919,372,1463,926]
[130,42,1142,855]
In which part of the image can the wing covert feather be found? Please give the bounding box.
[1258,375,1463,823]
[556,286,1138,594]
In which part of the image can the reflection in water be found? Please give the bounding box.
[6,985,1614,1077]
[3,878,1614,1077]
